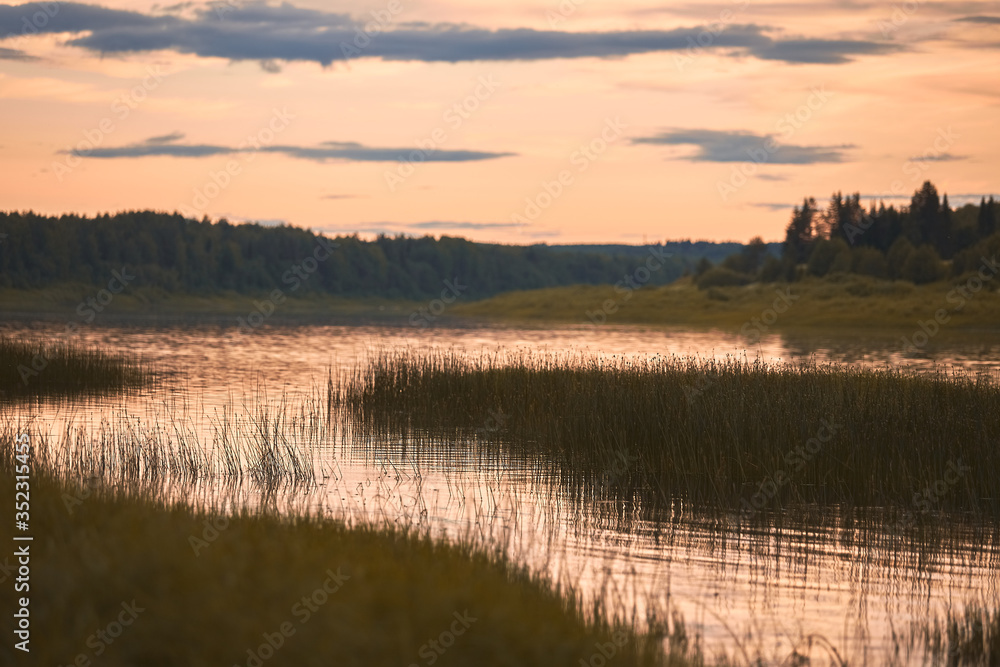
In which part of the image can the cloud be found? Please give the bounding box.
[954,14,1000,23]
[68,135,515,162]
[144,131,186,144]
[748,202,795,211]
[0,46,36,60]
[0,2,900,66]
[907,152,966,162]
[407,221,526,230]
[632,129,853,164]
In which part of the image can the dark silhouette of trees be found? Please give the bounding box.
[762,180,999,286]
[0,210,688,298]
[783,198,817,264]
[979,197,997,238]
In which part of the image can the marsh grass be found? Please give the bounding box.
[338,351,1000,518]
[0,431,686,667]
[5,394,322,490]
[0,336,152,400]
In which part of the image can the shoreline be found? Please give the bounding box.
[3,276,1000,337]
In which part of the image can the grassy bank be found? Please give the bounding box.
[0,442,673,667]
[0,337,151,400]
[450,275,1000,332]
[6,274,1000,334]
[339,352,1000,516]
[0,284,416,321]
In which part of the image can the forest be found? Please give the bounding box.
[697,181,1000,288]
[0,210,689,300]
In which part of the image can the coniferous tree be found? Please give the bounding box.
[782,198,817,264]
[980,196,997,239]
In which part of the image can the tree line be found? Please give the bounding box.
[0,210,690,300]
[696,181,1000,288]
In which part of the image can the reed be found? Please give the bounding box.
[4,396,321,489]
[0,433,680,667]
[0,335,152,399]
[338,351,1000,517]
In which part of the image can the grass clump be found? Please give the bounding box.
[0,336,151,400]
[0,435,676,667]
[339,352,1000,516]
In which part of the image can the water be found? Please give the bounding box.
[3,319,999,664]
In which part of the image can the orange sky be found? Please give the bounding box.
[1,0,998,243]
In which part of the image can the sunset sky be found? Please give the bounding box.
[1,0,998,244]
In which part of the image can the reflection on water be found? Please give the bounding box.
[3,319,1000,663]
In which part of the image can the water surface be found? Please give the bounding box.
[4,319,998,663]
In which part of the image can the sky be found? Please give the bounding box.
[0,0,998,244]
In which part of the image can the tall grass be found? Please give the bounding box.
[0,336,152,399]
[0,429,682,667]
[338,351,1000,517]
[6,396,322,488]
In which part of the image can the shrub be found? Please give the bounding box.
[807,238,850,277]
[851,246,889,279]
[901,244,946,284]
[695,267,751,290]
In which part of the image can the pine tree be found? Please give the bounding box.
[980,196,997,239]
[783,197,816,264]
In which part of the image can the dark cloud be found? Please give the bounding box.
[0,45,35,59]
[144,131,186,144]
[954,14,1000,22]
[0,2,162,36]
[751,38,896,64]
[632,129,853,164]
[68,136,514,162]
[260,142,515,162]
[908,152,966,162]
[0,1,900,65]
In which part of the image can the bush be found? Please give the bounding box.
[807,238,850,277]
[758,255,791,283]
[901,244,945,284]
[851,246,889,279]
[887,237,915,279]
[695,267,752,290]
